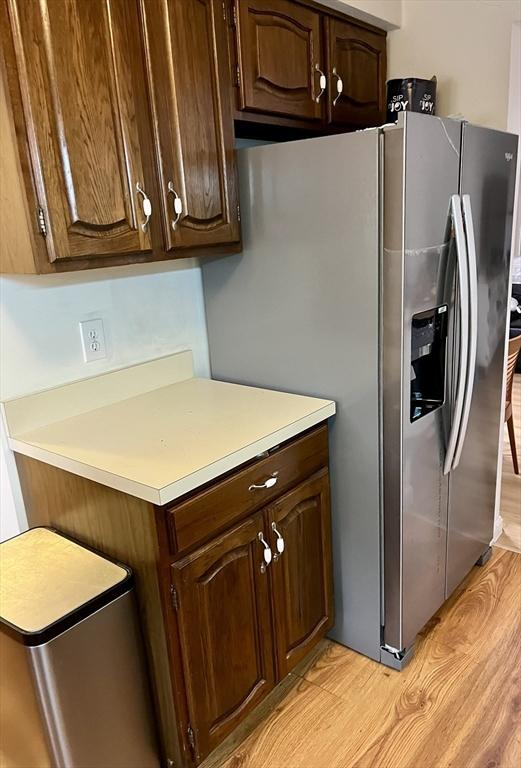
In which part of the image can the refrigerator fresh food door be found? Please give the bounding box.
[382,113,462,653]
[446,124,518,597]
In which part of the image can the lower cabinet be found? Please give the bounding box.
[172,512,276,761]
[268,469,333,678]
[169,458,334,764]
[16,424,333,767]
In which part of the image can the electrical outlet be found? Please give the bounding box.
[79,318,107,363]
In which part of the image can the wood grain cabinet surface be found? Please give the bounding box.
[0,0,240,273]
[2,0,155,266]
[234,0,324,121]
[326,17,386,128]
[139,0,240,252]
[268,468,333,678]
[17,424,333,767]
[172,512,276,761]
[230,0,387,133]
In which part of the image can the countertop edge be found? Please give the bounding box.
[157,402,335,505]
[9,402,335,507]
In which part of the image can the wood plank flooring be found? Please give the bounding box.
[497,374,521,554]
[218,547,521,768]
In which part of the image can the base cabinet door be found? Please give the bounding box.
[3,0,154,264]
[139,0,240,252]
[267,469,334,678]
[172,513,275,762]
[326,17,386,128]
[235,0,325,121]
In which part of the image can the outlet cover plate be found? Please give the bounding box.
[79,318,107,363]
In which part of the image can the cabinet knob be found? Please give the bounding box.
[332,67,343,106]
[135,182,152,232]
[271,522,285,555]
[258,532,272,572]
[314,64,327,103]
[167,182,183,230]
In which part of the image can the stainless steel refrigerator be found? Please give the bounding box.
[202,112,518,669]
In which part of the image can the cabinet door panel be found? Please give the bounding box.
[327,17,386,127]
[268,469,333,678]
[236,0,324,121]
[7,0,153,261]
[140,0,240,251]
[172,513,274,761]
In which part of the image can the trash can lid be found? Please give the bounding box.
[0,528,131,644]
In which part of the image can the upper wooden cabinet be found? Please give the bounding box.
[235,0,324,121]
[230,0,387,132]
[326,17,386,128]
[0,0,240,274]
[3,0,154,266]
[139,0,240,252]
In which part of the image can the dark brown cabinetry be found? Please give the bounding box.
[0,0,240,273]
[172,513,276,760]
[140,0,240,252]
[17,424,333,767]
[230,0,387,133]
[2,0,155,265]
[235,0,324,121]
[326,17,386,128]
[268,469,333,677]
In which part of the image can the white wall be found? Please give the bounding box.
[388,0,521,130]
[319,0,401,29]
[0,260,210,539]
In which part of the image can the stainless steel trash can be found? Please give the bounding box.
[0,527,159,768]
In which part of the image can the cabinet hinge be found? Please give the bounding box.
[170,585,178,610]
[37,206,47,236]
[222,0,226,21]
[231,2,238,27]
[237,204,241,223]
[187,725,195,751]
[235,64,241,87]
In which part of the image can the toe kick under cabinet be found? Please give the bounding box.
[16,424,334,767]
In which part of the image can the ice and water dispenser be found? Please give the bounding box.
[410,305,448,422]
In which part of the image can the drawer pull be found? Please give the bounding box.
[249,472,278,492]
[271,522,285,555]
[258,532,272,572]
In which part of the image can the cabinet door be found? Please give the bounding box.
[5,0,154,263]
[235,0,325,121]
[326,17,386,127]
[139,0,240,252]
[172,513,275,761]
[268,468,333,678]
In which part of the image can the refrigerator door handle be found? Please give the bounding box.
[443,194,470,476]
[452,194,479,470]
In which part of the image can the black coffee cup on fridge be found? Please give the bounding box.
[386,77,437,123]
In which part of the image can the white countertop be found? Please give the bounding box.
[2,352,335,505]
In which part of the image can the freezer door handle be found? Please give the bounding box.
[452,194,479,469]
[443,195,470,475]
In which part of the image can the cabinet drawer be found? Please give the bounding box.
[167,425,328,555]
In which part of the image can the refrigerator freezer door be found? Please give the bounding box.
[446,124,518,597]
[382,113,462,652]
[203,129,383,661]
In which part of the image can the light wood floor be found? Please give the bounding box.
[219,547,521,768]
[497,374,521,554]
